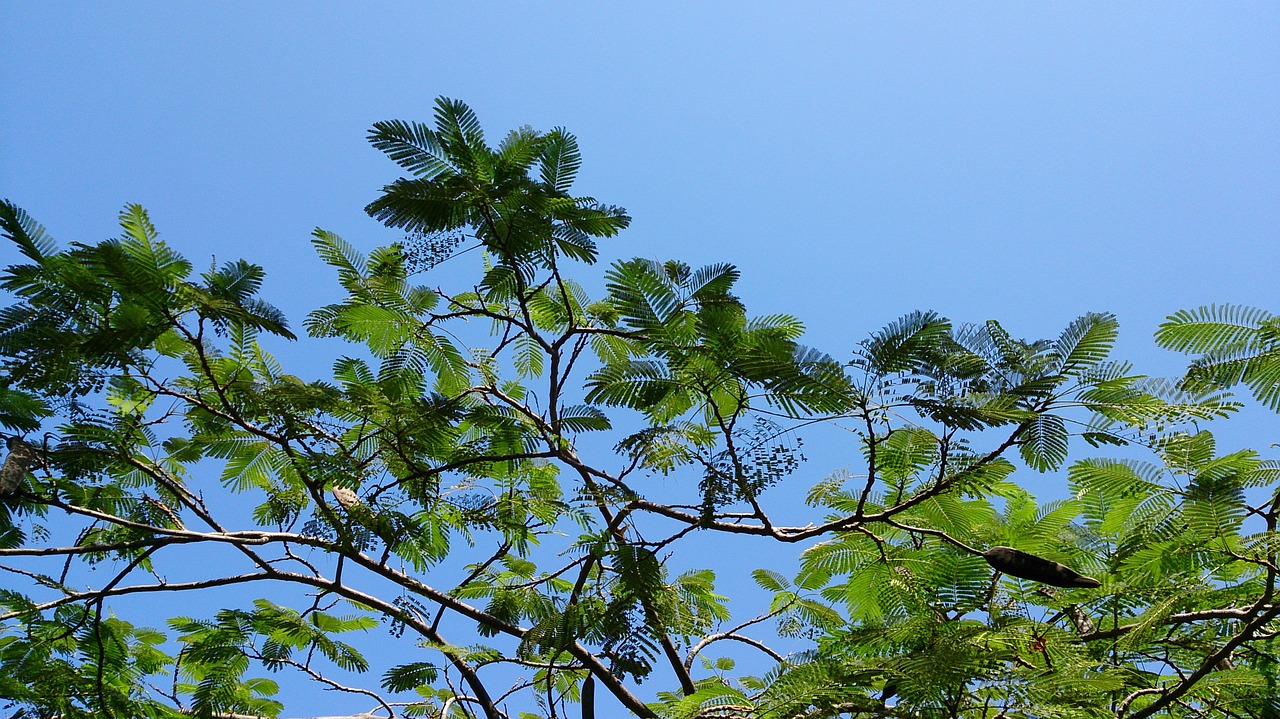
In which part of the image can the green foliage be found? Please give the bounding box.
[1158,304,1280,411]
[365,98,630,273]
[2,101,1277,719]
[0,598,179,719]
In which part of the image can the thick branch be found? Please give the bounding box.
[1,572,278,621]
[1078,606,1275,643]
[1123,604,1280,719]
[684,633,784,671]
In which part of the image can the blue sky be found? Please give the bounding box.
[3,3,1279,717]
[5,3,1277,361]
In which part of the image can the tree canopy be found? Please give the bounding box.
[1,98,1277,719]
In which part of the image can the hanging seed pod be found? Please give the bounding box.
[331,486,362,512]
[1,437,38,496]
[983,546,1101,588]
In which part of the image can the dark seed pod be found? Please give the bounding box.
[983,546,1101,588]
[1,437,38,497]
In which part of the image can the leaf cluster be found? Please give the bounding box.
[1,102,1277,719]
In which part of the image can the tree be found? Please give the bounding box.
[1,98,1276,719]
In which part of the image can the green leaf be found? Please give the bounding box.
[538,128,582,193]
[751,568,791,592]
[367,119,453,179]
[1158,304,1280,412]
[310,229,368,282]
[0,385,52,432]
[1157,304,1274,354]
[1018,413,1068,471]
[514,334,544,378]
[861,310,951,374]
[559,404,611,433]
[117,204,192,289]
[0,199,58,262]
[1053,312,1118,375]
[382,662,440,692]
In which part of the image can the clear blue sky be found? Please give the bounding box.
[3,3,1279,717]
[4,3,1277,359]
